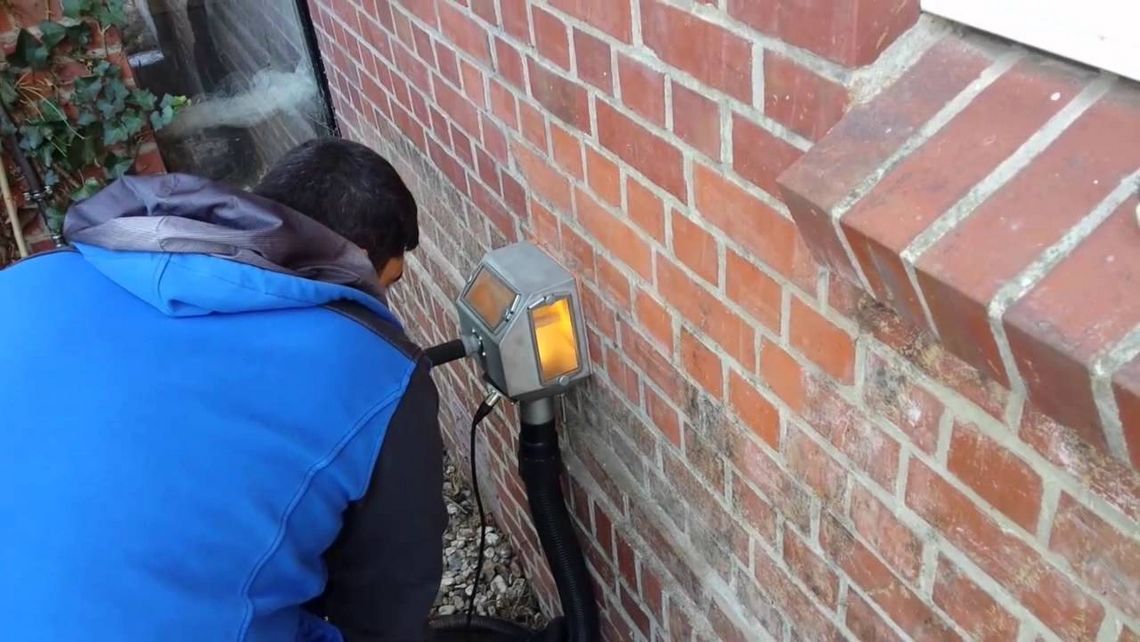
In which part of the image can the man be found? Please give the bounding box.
[0,138,446,641]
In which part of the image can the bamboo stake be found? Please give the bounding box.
[0,156,29,258]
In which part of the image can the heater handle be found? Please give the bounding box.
[425,336,479,368]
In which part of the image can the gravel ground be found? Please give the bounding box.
[432,455,547,629]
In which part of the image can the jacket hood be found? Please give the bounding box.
[63,174,397,322]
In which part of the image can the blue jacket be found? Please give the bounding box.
[0,175,445,641]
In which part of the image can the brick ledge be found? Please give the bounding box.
[777,34,1140,468]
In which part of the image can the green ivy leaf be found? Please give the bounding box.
[38,99,68,123]
[61,0,93,19]
[103,123,129,145]
[105,153,133,179]
[66,24,92,48]
[11,30,50,69]
[71,178,103,202]
[67,133,97,167]
[122,112,144,136]
[38,21,68,49]
[0,76,17,108]
[129,89,156,111]
[19,124,45,149]
[74,76,104,103]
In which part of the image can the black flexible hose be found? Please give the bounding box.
[426,339,470,368]
[430,614,532,637]
[518,418,599,642]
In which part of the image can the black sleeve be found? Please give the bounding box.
[311,362,446,642]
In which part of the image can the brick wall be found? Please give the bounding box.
[306,1,1140,640]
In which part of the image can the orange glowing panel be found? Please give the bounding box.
[465,268,518,330]
[531,298,580,382]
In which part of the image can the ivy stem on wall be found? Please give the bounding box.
[0,163,29,258]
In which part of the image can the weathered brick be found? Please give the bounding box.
[437,0,491,64]
[777,37,993,281]
[646,385,681,447]
[634,291,672,350]
[732,473,777,542]
[784,529,840,607]
[549,0,632,42]
[753,548,843,641]
[844,57,1088,333]
[906,460,1105,640]
[577,189,652,280]
[597,101,686,200]
[618,55,667,127]
[626,177,664,243]
[1020,406,1140,523]
[528,58,591,133]
[551,123,584,179]
[694,163,798,278]
[574,28,614,94]
[641,0,752,102]
[731,117,800,205]
[725,250,782,333]
[764,53,847,141]
[947,420,1043,532]
[621,320,685,402]
[1049,493,1140,620]
[681,328,723,397]
[656,257,756,369]
[727,0,919,66]
[822,515,961,641]
[932,556,1020,642]
[533,6,570,70]
[846,590,905,642]
[849,483,923,582]
[620,583,652,638]
[790,297,856,383]
[786,426,847,509]
[728,371,779,448]
[672,82,721,160]
[671,212,719,286]
[760,341,806,411]
[801,378,900,490]
[1115,354,1140,468]
[1005,197,1140,447]
[918,86,1140,395]
[862,350,943,454]
[512,141,572,212]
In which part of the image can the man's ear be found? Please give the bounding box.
[378,255,405,287]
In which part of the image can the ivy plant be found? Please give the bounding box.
[0,0,187,231]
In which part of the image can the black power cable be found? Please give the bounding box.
[465,392,502,638]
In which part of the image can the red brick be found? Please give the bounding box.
[500,0,530,41]
[621,321,685,402]
[1020,405,1140,523]
[459,59,486,106]
[1049,493,1140,620]
[449,124,474,166]
[933,557,1020,642]
[646,386,681,447]
[493,37,526,89]
[948,420,1043,532]
[585,147,621,207]
[635,292,673,350]
[919,87,1140,394]
[732,114,803,197]
[606,346,641,406]
[681,329,723,397]
[551,124,584,179]
[489,79,518,128]
[753,548,843,641]
[764,53,847,142]
[729,371,779,448]
[549,0,632,42]
[789,298,856,382]
[727,424,812,531]
[573,28,613,94]
[723,251,781,333]
[822,516,961,641]
[626,178,664,243]
[528,58,591,133]
[731,475,777,543]
[671,212,719,286]
[663,451,751,569]
[786,426,847,509]
[641,0,751,102]
[846,60,1087,333]
[513,141,571,212]
[862,350,944,454]
[481,114,508,163]
[432,73,481,135]
[620,584,652,638]
[1006,197,1140,445]
[846,590,905,642]
[1122,628,1140,642]
[578,282,616,340]
[597,101,686,200]
[727,0,918,66]
[778,38,993,280]
[849,484,923,582]
[518,100,548,149]
[801,379,900,490]
[618,55,666,126]
[438,1,491,64]
[432,41,463,87]
[596,255,633,311]
[906,460,1105,640]
[577,189,652,280]
[671,82,721,160]
[561,222,596,280]
[657,257,755,369]
[529,7,568,68]
[784,529,840,607]
[1115,355,1140,468]
[760,341,805,411]
[502,173,529,219]
[694,164,798,278]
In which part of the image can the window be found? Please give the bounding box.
[921,0,1139,82]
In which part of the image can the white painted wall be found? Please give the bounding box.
[921,0,1140,82]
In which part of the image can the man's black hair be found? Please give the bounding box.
[254,138,419,266]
